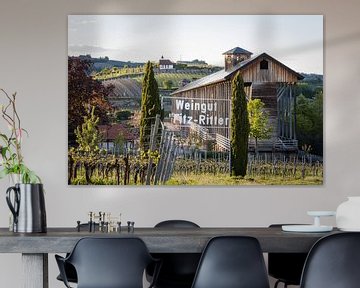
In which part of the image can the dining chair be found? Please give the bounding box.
[191,236,270,288]
[56,223,99,284]
[56,262,77,284]
[147,220,201,288]
[55,237,161,288]
[268,224,308,288]
[300,232,360,288]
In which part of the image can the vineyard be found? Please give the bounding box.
[68,153,160,185]
[93,66,144,81]
[68,153,323,185]
[68,114,323,186]
[168,153,323,185]
[69,116,178,185]
[132,71,209,89]
[68,54,323,186]
[93,66,210,89]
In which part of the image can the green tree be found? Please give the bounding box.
[73,105,103,184]
[296,90,323,155]
[68,57,113,146]
[230,71,250,177]
[248,99,272,154]
[139,61,162,150]
[163,79,174,90]
[75,106,102,156]
[116,110,133,121]
[114,133,125,155]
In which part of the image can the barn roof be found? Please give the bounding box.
[223,47,253,55]
[172,53,304,94]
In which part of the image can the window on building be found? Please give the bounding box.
[260,59,268,70]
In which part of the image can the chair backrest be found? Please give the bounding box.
[191,236,270,288]
[155,220,200,228]
[67,237,154,288]
[151,220,201,286]
[300,232,360,288]
[268,224,308,285]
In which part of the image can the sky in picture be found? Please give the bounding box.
[68,15,323,74]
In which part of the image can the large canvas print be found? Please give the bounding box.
[68,15,323,185]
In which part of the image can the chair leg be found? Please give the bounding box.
[274,280,289,288]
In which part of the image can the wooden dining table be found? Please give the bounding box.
[0,226,339,288]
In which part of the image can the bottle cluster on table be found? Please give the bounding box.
[76,211,135,233]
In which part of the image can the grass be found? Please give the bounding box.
[71,172,323,186]
[70,158,323,186]
[166,173,323,186]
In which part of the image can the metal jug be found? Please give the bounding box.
[6,183,47,233]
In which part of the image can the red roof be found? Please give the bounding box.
[98,124,138,141]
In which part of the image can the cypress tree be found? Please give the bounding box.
[139,61,161,151]
[230,71,250,177]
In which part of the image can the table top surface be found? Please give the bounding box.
[0,227,341,254]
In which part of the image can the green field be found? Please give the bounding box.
[93,67,144,80]
[92,66,209,89]
[70,169,323,186]
[166,173,323,185]
[133,72,208,89]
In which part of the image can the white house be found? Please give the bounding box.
[159,55,175,70]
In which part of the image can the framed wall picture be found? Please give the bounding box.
[68,15,323,185]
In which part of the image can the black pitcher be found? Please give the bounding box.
[6,183,47,233]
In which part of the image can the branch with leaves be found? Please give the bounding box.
[0,89,41,183]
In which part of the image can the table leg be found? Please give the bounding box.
[22,253,48,288]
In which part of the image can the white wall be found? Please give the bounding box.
[0,0,360,287]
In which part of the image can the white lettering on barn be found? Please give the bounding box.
[171,98,229,127]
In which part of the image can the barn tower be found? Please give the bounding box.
[223,47,253,71]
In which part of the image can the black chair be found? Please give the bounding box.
[55,237,160,288]
[147,220,201,288]
[300,232,360,288]
[56,262,77,284]
[191,236,270,288]
[56,223,99,284]
[154,220,200,229]
[268,224,308,288]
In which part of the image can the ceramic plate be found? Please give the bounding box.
[282,225,333,232]
[338,227,360,232]
[307,211,336,217]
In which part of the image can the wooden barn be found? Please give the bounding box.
[170,47,304,152]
